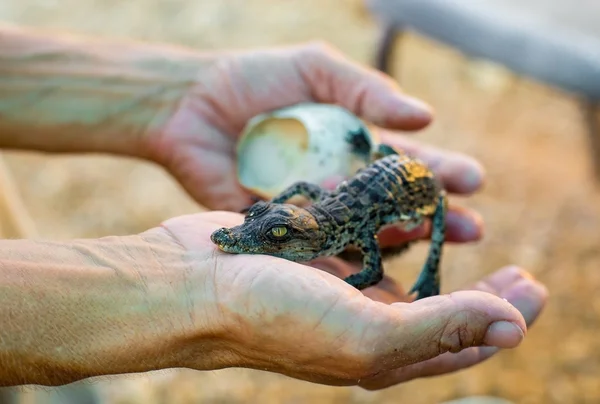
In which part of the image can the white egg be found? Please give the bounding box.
[236,102,380,199]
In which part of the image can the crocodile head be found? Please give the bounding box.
[210,200,326,262]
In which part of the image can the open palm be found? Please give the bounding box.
[161,210,547,389]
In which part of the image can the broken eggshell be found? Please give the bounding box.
[236,102,380,200]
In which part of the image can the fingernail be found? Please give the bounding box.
[507,297,538,326]
[484,321,524,348]
[399,96,433,120]
[465,211,484,239]
[457,216,480,240]
[465,159,485,191]
[502,279,548,325]
[447,211,482,241]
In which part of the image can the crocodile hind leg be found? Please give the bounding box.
[343,233,384,290]
[408,192,448,300]
[270,181,328,204]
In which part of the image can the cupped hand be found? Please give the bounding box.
[160,211,547,389]
[149,42,485,246]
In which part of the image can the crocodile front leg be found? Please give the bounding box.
[371,143,400,160]
[270,181,328,204]
[343,233,383,290]
[408,192,448,300]
[240,181,328,214]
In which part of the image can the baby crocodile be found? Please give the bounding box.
[211,142,448,299]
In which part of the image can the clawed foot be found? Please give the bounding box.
[408,274,440,300]
[343,270,384,291]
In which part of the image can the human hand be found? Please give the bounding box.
[159,211,547,389]
[147,42,485,245]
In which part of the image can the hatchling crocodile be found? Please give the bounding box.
[210,134,448,299]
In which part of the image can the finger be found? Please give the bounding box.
[471,265,534,296]
[358,290,526,383]
[397,290,527,352]
[359,267,547,390]
[294,42,433,131]
[377,205,484,247]
[483,267,548,327]
[378,131,485,195]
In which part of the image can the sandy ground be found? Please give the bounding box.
[1,1,600,403]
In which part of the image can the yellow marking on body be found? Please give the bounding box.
[416,204,437,216]
[402,160,434,182]
[287,207,320,230]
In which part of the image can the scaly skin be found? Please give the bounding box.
[211,143,448,299]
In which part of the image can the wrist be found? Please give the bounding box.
[0,24,210,161]
[134,227,233,373]
[0,228,228,386]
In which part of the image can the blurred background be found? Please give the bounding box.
[1,0,600,403]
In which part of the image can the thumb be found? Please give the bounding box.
[294,41,433,130]
[379,291,526,368]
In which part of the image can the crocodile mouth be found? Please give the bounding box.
[210,227,240,252]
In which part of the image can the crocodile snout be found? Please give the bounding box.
[210,227,237,251]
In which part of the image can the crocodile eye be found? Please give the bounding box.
[270,226,288,237]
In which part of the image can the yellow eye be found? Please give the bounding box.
[270,226,288,237]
